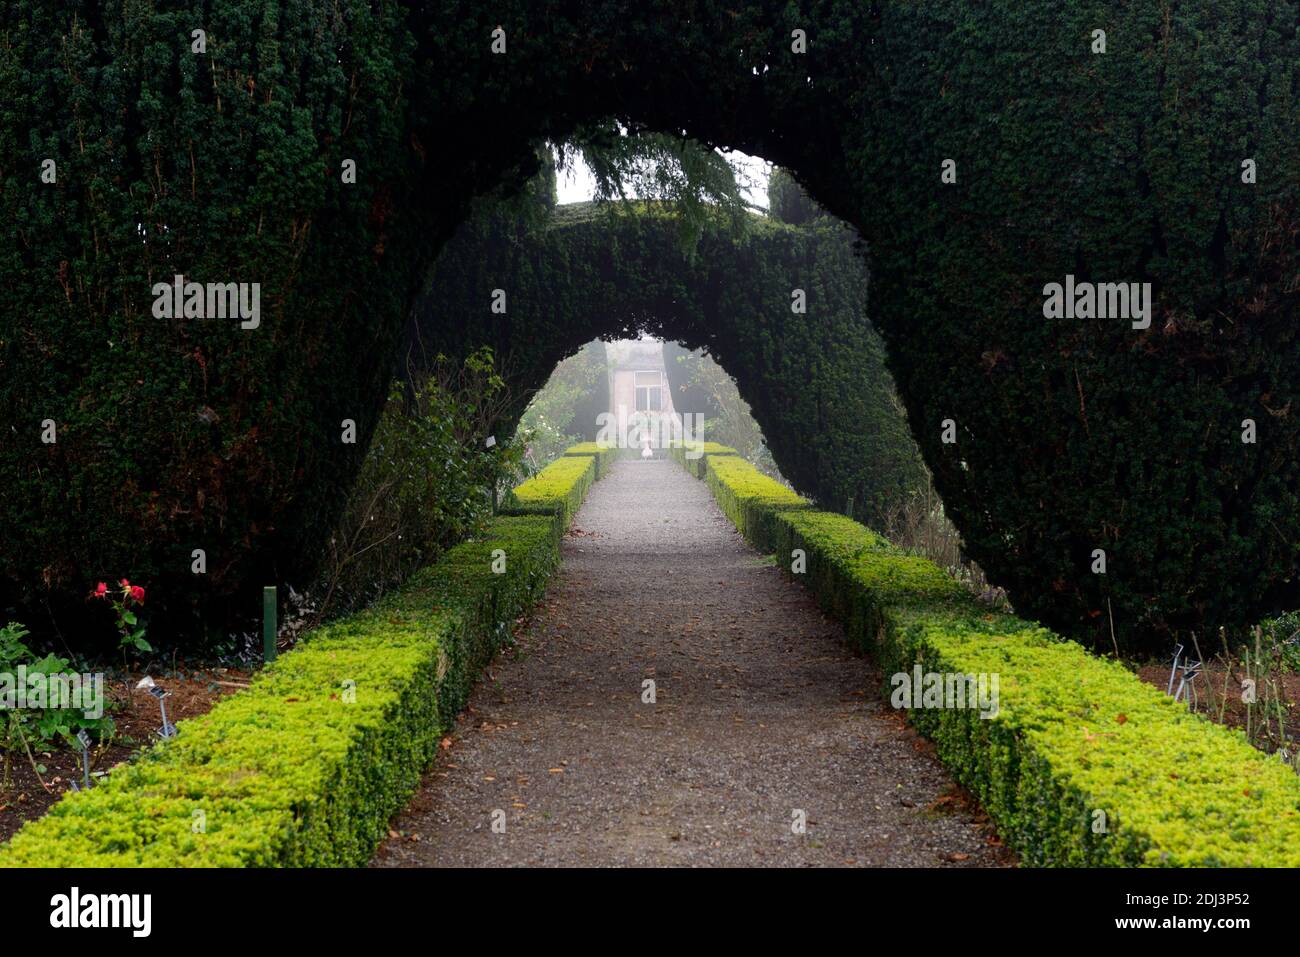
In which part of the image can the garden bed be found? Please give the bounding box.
[504,454,597,523]
[1135,661,1300,763]
[0,667,249,844]
[562,442,619,478]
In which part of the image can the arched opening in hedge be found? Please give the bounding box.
[3,3,1295,656]
[403,191,924,528]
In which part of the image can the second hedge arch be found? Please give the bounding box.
[404,191,927,526]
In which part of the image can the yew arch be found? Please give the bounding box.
[1,2,1295,653]
[406,198,925,525]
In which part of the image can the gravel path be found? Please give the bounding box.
[372,458,1011,867]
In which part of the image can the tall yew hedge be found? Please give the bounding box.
[405,197,925,526]
[1,1,1296,654]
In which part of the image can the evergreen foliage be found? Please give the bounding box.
[0,443,600,866]
[1,1,1296,653]
[408,199,925,531]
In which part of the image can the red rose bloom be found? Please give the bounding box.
[129,585,145,603]
[119,578,130,588]
[93,582,107,598]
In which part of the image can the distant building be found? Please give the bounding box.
[604,338,680,454]
[606,338,676,418]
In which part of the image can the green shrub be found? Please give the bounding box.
[310,349,521,622]
[690,454,1300,867]
[503,455,597,524]
[410,195,926,535]
[0,0,424,646]
[1259,611,1300,673]
[703,455,809,549]
[0,445,598,867]
[1,622,115,791]
[4,0,1295,660]
[667,441,739,479]
[563,442,618,479]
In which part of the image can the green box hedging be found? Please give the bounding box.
[667,441,739,479]
[0,446,600,867]
[686,455,1300,867]
[703,454,809,548]
[503,454,597,523]
[667,441,738,456]
[563,442,618,478]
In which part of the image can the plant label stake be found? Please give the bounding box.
[263,585,277,663]
[148,685,177,739]
[1166,644,1184,695]
[75,729,92,790]
[1173,657,1202,705]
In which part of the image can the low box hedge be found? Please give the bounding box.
[0,446,600,867]
[563,442,618,478]
[667,441,739,478]
[685,454,1300,866]
[703,454,809,546]
[503,454,597,523]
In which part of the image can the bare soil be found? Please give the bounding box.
[373,458,1013,867]
[1136,660,1300,756]
[0,667,249,843]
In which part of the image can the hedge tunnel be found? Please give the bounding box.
[1,1,1297,654]
[403,188,926,528]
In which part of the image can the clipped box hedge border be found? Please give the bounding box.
[0,446,602,867]
[562,442,618,478]
[692,454,1300,867]
[666,441,739,479]
[503,454,597,524]
[702,454,809,547]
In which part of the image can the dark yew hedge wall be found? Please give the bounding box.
[0,0,542,641]
[1,1,422,641]
[849,3,1300,651]
[1,1,1296,654]
[404,200,925,525]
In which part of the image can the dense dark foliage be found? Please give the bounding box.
[406,197,924,525]
[1,1,1296,653]
[767,168,821,227]
[0,1,435,645]
[310,348,521,625]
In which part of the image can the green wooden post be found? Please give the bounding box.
[263,585,277,663]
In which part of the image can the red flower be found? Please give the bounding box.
[93,582,108,598]
[119,578,130,588]
[129,585,145,604]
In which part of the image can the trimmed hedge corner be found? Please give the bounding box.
[0,446,601,867]
[563,442,618,478]
[667,441,739,479]
[503,454,597,523]
[684,454,1300,867]
[703,454,809,547]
